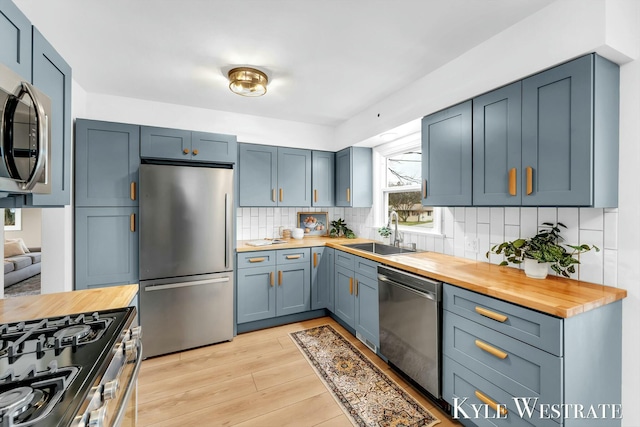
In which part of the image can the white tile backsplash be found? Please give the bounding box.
[236,205,617,286]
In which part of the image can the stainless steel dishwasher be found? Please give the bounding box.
[378,265,442,399]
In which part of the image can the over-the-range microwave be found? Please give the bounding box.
[0,62,51,195]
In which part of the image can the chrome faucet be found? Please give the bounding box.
[389,210,403,247]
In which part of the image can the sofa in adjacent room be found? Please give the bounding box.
[4,239,41,288]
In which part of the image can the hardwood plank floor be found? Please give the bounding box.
[137,317,461,427]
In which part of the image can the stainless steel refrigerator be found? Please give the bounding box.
[139,163,234,358]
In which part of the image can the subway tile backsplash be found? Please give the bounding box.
[237,206,616,286]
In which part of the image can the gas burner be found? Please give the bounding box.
[53,325,91,343]
[0,387,34,417]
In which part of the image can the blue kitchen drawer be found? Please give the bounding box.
[444,311,562,409]
[237,251,276,269]
[276,248,310,265]
[335,250,355,270]
[443,356,560,427]
[443,284,563,356]
[354,256,378,280]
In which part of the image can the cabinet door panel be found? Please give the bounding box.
[277,263,310,316]
[140,126,191,160]
[75,120,140,207]
[277,147,311,207]
[312,247,334,311]
[75,207,138,289]
[191,131,237,164]
[522,55,592,206]
[422,101,472,206]
[312,151,334,206]
[334,265,355,327]
[473,82,521,206]
[237,265,276,323]
[28,28,72,206]
[335,148,351,207]
[354,273,379,348]
[239,143,277,206]
[0,0,32,77]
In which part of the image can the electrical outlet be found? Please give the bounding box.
[464,236,479,253]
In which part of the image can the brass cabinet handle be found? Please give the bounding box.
[475,339,508,359]
[526,166,533,195]
[475,306,508,323]
[355,279,359,297]
[272,189,276,202]
[313,252,318,268]
[286,255,301,260]
[422,179,427,199]
[279,188,283,202]
[349,277,353,295]
[278,270,283,286]
[248,257,266,263]
[475,390,508,416]
[508,168,517,196]
[130,213,135,232]
[346,188,351,203]
[183,148,190,155]
[314,189,318,203]
[130,182,136,201]
[270,272,274,287]
[193,149,199,156]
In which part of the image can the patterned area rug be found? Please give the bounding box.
[4,274,41,298]
[290,325,440,427]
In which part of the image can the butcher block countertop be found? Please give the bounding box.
[237,238,626,318]
[0,284,138,323]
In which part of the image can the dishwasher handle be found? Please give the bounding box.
[378,274,437,301]
[144,277,230,292]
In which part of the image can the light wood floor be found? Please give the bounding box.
[137,317,462,426]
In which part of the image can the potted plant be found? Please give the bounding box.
[486,222,599,279]
[377,225,392,244]
[329,218,356,239]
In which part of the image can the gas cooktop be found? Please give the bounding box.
[0,308,136,427]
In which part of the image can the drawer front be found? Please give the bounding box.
[444,311,562,408]
[354,256,378,279]
[237,251,276,269]
[335,250,355,270]
[276,248,310,265]
[443,356,560,427]
[443,284,563,356]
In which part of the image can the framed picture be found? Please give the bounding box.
[4,208,21,231]
[297,212,329,236]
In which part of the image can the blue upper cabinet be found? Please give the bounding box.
[311,150,334,207]
[335,147,372,207]
[0,0,32,78]
[27,28,72,207]
[473,82,522,206]
[277,147,311,207]
[141,126,237,164]
[421,101,472,206]
[238,143,311,207]
[522,54,619,207]
[75,120,140,207]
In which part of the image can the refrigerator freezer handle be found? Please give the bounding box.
[225,193,231,270]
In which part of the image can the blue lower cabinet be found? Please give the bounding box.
[277,262,310,316]
[311,247,334,311]
[237,265,276,323]
[354,273,379,348]
[334,264,356,326]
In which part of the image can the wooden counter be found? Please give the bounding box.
[237,238,626,318]
[0,284,138,323]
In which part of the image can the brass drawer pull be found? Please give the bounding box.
[130,182,136,201]
[248,257,266,263]
[272,189,276,202]
[313,252,318,267]
[270,272,274,287]
[286,255,301,260]
[193,149,199,156]
[475,306,508,323]
[508,168,517,196]
[130,213,135,232]
[278,270,283,286]
[526,166,533,195]
[475,339,508,359]
[183,148,190,155]
[349,277,353,295]
[422,179,427,199]
[346,188,351,203]
[279,188,283,202]
[314,189,318,203]
[475,390,508,416]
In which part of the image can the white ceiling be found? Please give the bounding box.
[15,0,556,128]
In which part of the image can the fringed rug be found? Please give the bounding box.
[290,324,440,427]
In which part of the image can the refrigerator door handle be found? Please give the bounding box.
[145,277,230,292]
[225,193,231,270]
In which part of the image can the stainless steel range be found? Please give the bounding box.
[0,307,141,427]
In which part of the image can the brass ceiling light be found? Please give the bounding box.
[228,67,268,97]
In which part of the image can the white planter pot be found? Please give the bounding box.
[524,258,549,279]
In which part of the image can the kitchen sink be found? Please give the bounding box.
[342,242,422,256]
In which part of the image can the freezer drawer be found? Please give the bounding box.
[140,272,233,358]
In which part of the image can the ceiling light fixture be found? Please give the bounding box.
[228,67,268,97]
